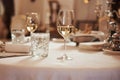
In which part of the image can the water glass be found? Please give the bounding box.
[11,29,25,44]
[31,33,49,57]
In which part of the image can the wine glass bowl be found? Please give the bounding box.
[57,9,75,60]
[26,12,39,34]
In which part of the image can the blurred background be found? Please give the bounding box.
[0,0,120,41]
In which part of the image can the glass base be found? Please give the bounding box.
[57,55,72,60]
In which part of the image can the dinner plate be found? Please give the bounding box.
[79,42,105,51]
[73,31,105,41]
[103,49,120,55]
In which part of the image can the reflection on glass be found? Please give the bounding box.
[25,12,39,35]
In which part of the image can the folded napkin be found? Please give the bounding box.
[5,42,30,53]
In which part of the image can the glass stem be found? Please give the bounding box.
[30,32,33,55]
[30,32,33,41]
[30,32,33,36]
[64,39,67,57]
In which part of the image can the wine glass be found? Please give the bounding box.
[25,12,39,35]
[57,9,75,60]
[25,12,39,55]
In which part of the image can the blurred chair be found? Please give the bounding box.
[0,16,8,40]
[2,0,15,39]
[48,0,61,38]
[48,0,60,27]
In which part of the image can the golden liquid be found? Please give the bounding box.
[57,25,75,38]
[27,23,38,32]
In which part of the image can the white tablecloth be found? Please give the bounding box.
[0,41,120,80]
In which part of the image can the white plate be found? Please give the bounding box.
[75,31,104,36]
[79,42,105,51]
[74,31,105,41]
[103,49,120,55]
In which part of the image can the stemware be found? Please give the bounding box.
[25,12,39,35]
[25,12,39,55]
[56,9,75,60]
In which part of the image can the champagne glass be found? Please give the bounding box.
[57,9,75,60]
[26,12,39,35]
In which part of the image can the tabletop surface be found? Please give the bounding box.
[0,41,120,69]
[0,41,120,80]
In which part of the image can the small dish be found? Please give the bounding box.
[71,31,105,43]
[103,49,120,55]
[79,42,105,51]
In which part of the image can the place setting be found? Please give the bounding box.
[69,23,119,55]
[69,23,105,51]
[0,12,50,59]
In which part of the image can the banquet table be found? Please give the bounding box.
[0,41,120,80]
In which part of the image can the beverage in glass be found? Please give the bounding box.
[57,9,75,60]
[11,29,25,44]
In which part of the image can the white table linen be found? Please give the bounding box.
[0,41,120,80]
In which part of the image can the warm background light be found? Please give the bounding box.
[84,0,89,4]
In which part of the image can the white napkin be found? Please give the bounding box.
[5,42,30,53]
